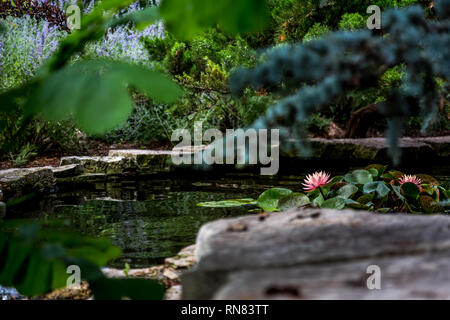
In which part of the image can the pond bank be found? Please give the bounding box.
[1,137,449,299]
[1,136,449,205]
[0,244,195,300]
[182,208,450,299]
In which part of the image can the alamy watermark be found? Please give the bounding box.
[171,122,280,175]
[66,5,81,30]
[66,265,81,289]
[366,265,382,290]
[367,5,382,30]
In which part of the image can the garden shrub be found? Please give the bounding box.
[139,27,266,140]
[230,2,450,163]
[303,22,331,42]
[0,2,165,155]
[98,101,183,144]
[264,0,422,44]
[0,15,66,89]
[338,13,366,31]
[0,0,69,31]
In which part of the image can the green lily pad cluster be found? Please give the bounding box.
[197,164,449,214]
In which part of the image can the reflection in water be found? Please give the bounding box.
[50,192,252,268]
[46,175,303,268]
[18,164,450,269]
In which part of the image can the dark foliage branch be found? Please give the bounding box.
[231,0,450,164]
[0,0,69,31]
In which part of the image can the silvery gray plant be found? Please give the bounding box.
[230,0,450,164]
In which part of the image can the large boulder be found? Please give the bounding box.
[108,148,206,174]
[60,147,206,176]
[301,136,450,161]
[60,156,138,175]
[182,208,450,299]
[0,167,55,200]
[50,164,84,178]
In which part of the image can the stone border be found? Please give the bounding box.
[1,136,448,210]
[181,208,450,299]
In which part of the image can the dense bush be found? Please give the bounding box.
[0,15,65,89]
[231,1,450,163]
[138,27,277,139]
[0,0,69,31]
[99,101,182,143]
[0,15,74,158]
[0,1,164,155]
[265,0,421,44]
[0,0,447,157]
[338,13,366,31]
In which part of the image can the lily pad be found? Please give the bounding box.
[416,174,440,186]
[419,195,444,213]
[256,188,293,212]
[321,196,346,209]
[380,173,395,182]
[312,193,324,207]
[363,181,391,199]
[368,168,379,178]
[401,182,420,201]
[388,170,404,180]
[345,199,369,210]
[392,185,405,200]
[197,198,256,208]
[330,182,348,191]
[278,193,310,211]
[337,184,358,199]
[344,169,373,184]
[330,176,344,183]
[364,164,387,176]
[357,193,374,204]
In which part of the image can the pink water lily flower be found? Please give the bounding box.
[302,171,332,192]
[399,174,423,191]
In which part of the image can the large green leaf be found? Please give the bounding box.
[26,60,182,134]
[278,193,310,211]
[345,199,370,210]
[108,6,159,30]
[321,196,346,209]
[0,240,32,287]
[344,169,373,184]
[0,222,164,299]
[256,188,292,212]
[197,198,256,208]
[419,195,444,214]
[218,0,270,35]
[312,193,324,207]
[160,0,269,39]
[401,182,420,201]
[337,184,358,199]
[392,185,405,201]
[16,251,52,297]
[363,181,391,199]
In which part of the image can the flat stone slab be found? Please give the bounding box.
[60,156,139,175]
[214,250,450,299]
[0,167,55,199]
[109,147,207,174]
[182,209,450,299]
[60,148,206,175]
[284,136,450,161]
[50,164,84,178]
[56,173,107,185]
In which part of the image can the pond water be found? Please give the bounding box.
[17,173,306,269]
[7,163,450,270]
